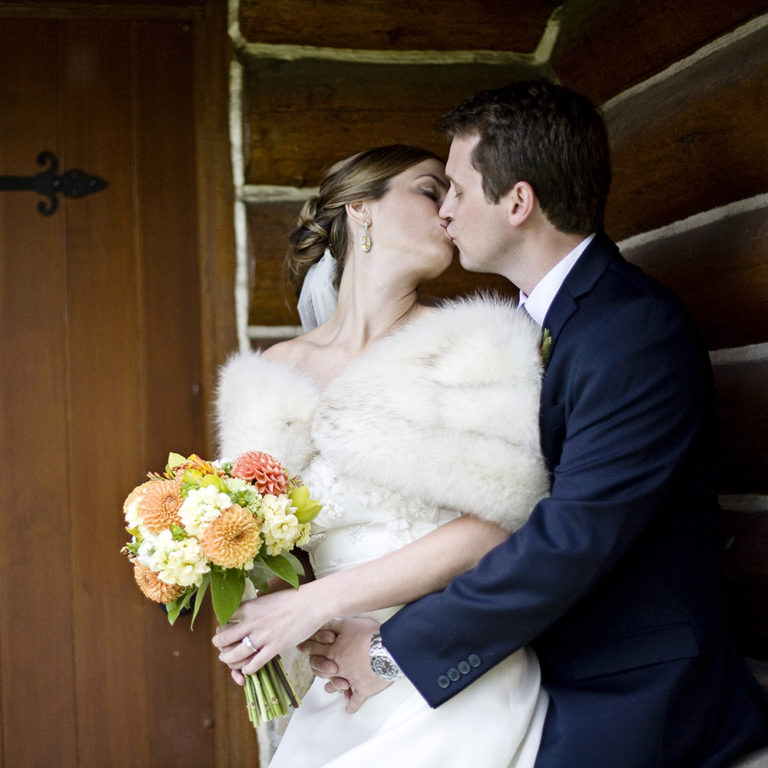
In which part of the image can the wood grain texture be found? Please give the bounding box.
[0,19,79,768]
[193,0,238,454]
[240,58,539,186]
[623,205,768,351]
[245,201,301,326]
[553,0,767,103]
[238,0,555,52]
[0,13,223,768]
[604,21,768,241]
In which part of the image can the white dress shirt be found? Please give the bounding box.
[518,233,595,326]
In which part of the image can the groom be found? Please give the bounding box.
[301,81,768,766]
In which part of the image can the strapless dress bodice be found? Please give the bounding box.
[301,457,461,578]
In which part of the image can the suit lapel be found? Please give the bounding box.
[542,233,620,346]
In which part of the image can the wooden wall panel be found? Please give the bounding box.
[553,0,767,103]
[192,0,238,454]
[56,19,216,768]
[713,359,768,494]
[135,20,215,767]
[241,58,538,186]
[606,24,768,241]
[604,21,768,242]
[0,7,234,766]
[246,201,301,326]
[420,260,518,304]
[0,19,79,768]
[61,22,151,768]
[239,0,553,51]
[622,205,768,351]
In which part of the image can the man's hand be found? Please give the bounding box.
[298,616,393,713]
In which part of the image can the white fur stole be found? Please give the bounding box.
[214,296,549,532]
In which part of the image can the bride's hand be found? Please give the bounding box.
[211,586,326,678]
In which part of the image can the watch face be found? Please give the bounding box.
[371,654,397,680]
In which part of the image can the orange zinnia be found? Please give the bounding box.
[139,479,184,533]
[200,503,261,568]
[133,562,185,603]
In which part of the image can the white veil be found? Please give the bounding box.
[296,248,339,332]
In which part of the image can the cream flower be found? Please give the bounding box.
[261,494,307,556]
[137,529,209,587]
[178,485,233,537]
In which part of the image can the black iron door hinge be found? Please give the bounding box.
[0,151,108,215]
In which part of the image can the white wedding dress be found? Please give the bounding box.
[215,297,551,768]
[268,456,548,768]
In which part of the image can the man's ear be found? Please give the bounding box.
[507,181,536,227]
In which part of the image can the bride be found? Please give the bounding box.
[212,144,550,766]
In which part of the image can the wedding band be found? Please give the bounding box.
[241,635,257,653]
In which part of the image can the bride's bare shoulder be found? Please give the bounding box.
[262,328,332,368]
[261,336,308,366]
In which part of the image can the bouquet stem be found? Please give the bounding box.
[244,655,301,728]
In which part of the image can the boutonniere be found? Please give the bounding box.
[539,328,553,368]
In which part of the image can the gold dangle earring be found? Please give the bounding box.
[361,221,372,252]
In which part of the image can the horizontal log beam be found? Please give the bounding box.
[604,19,768,241]
[240,58,539,187]
[622,204,768,351]
[238,0,552,52]
[553,0,767,103]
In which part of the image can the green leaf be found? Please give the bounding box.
[166,452,187,473]
[260,553,300,590]
[210,567,245,626]
[189,573,210,630]
[280,550,305,578]
[165,586,195,626]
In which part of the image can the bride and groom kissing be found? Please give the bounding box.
[212,80,768,767]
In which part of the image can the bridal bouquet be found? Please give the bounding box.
[121,450,321,727]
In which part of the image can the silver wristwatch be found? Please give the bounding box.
[370,632,404,681]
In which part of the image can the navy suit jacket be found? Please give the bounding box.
[382,234,768,767]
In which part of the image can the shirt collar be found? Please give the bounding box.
[518,233,595,326]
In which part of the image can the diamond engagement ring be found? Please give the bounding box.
[241,635,257,653]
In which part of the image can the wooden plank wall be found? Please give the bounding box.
[233,0,768,681]
[0,2,238,767]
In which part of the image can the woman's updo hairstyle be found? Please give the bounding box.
[286,144,442,294]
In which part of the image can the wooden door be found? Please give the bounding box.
[0,8,240,767]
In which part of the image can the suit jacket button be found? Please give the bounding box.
[468,654,482,668]
[458,661,471,675]
[447,667,460,682]
[437,675,450,688]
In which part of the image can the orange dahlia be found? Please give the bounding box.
[231,451,289,495]
[123,480,153,517]
[133,562,186,603]
[139,479,184,533]
[200,503,261,568]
